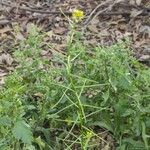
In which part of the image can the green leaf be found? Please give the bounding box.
[12,120,33,144]
[116,144,126,150]
[141,122,149,150]
[34,136,45,150]
[102,89,109,103]
[25,145,36,150]
[122,138,145,148]
[121,109,134,117]
[90,121,113,133]
[109,78,117,92]
[0,116,12,127]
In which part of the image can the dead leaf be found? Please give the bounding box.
[139,55,150,61]
[136,0,142,5]
[98,29,110,37]
[34,92,43,98]
[130,9,143,18]
[0,26,12,34]
[26,23,36,34]
[102,145,110,150]
[90,18,99,25]
[46,30,53,37]
[139,25,150,36]
[0,53,13,66]
[0,77,5,87]
[85,38,97,46]
[118,22,127,31]
[0,33,7,41]
[41,50,48,56]
[0,19,10,25]
[143,46,150,54]
[129,0,136,5]
[0,69,7,77]
[15,32,25,41]
[0,72,7,77]
[54,44,66,52]
[115,0,125,3]
[41,50,52,60]
[88,24,98,33]
[53,27,67,35]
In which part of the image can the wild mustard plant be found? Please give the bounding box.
[0,10,150,150]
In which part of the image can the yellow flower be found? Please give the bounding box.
[72,9,84,22]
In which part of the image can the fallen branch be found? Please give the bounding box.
[117,3,150,12]
[97,11,149,16]
[1,1,72,15]
[83,0,113,26]
[0,11,149,26]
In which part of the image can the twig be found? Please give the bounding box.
[92,11,148,16]
[1,1,72,15]
[82,0,114,32]
[117,3,150,12]
[84,0,113,26]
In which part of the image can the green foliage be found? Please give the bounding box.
[0,26,150,149]
[12,120,33,144]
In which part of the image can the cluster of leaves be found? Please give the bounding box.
[0,26,150,150]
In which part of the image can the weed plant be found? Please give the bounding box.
[0,25,150,150]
